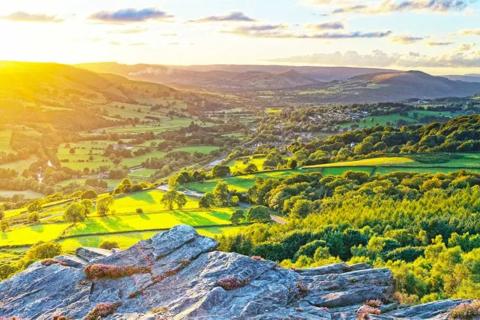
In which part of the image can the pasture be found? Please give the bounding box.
[172,145,220,154]
[0,188,243,259]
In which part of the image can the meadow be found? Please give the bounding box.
[0,188,244,259]
[185,153,480,194]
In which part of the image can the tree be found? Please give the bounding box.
[230,210,245,225]
[100,240,119,250]
[81,190,97,199]
[290,199,313,218]
[25,241,61,261]
[213,182,230,206]
[161,190,187,210]
[1,220,9,232]
[199,193,215,208]
[244,163,258,174]
[27,201,41,213]
[28,212,40,224]
[230,195,240,206]
[64,202,87,223]
[161,190,177,210]
[174,193,187,209]
[97,196,114,216]
[212,165,231,178]
[246,206,272,223]
[115,178,132,194]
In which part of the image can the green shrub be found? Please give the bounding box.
[100,240,119,250]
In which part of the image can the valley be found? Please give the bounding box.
[1,61,480,309]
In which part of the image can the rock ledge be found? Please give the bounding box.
[0,225,468,319]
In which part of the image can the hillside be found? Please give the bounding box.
[78,63,480,104]
[77,62,392,91]
[0,62,202,130]
[0,225,470,319]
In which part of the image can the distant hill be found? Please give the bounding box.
[77,62,393,91]
[0,62,205,130]
[339,70,480,102]
[445,74,480,83]
[264,70,480,105]
[78,63,480,104]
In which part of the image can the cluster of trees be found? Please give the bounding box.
[199,182,240,208]
[291,115,480,165]
[113,178,148,195]
[218,170,480,302]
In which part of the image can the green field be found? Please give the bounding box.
[228,155,266,173]
[0,129,12,152]
[305,157,414,168]
[172,145,220,154]
[59,225,245,252]
[0,190,43,199]
[0,189,241,251]
[185,153,480,194]
[339,110,460,130]
[0,156,37,172]
[57,140,114,170]
[96,118,193,134]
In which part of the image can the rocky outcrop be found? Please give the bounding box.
[0,225,468,319]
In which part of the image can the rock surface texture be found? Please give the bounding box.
[0,225,469,319]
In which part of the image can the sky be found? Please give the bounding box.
[1,0,480,74]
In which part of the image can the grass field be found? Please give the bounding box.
[339,110,460,130]
[96,118,193,134]
[0,129,12,152]
[57,140,114,170]
[186,153,480,194]
[59,225,245,252]
[305,157,415,168]
[227,155,266,173]
[172,145,220,154]
[0,156,37,172]
[0,190,43,199]
[0,188,240,251]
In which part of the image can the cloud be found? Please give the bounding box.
[272,48,480,68]
[191,11,255,23]
[2,11,62,23]
[462,29,480,36]
[90,8,172,23]
[391,35,424,44]
[308,21,345,30]
[226,23,391,39]
[427,41,453,46]
[319,0,475,14]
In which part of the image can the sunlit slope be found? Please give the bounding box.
[0,62,184,130]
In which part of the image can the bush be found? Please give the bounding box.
[1,219,8,232]
[28,211,40,223]
[99,240,119,250]
[64,202,87,223]
[81,190,97,199]
[246,206,272,223]
[450,300,480,319]
[25,242,61,262]
[230,209,245,225]
[0,263,18,280]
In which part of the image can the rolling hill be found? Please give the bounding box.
[262,70,480,105]
[78,63,480,104]
[0,62,207,130]
[77,62,393,91]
